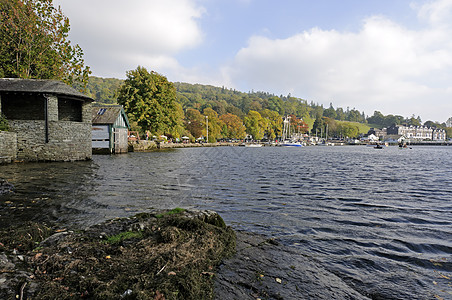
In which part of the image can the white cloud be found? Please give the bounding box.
[415,0,452,27]
[224,2,452,122]
[55,0,205,78]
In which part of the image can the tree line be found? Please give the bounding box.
[100,71,451,141]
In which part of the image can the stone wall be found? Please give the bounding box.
[10,120,92,162]
[0,131,17,164]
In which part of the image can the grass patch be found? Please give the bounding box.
[105,231,143,244]
[156,207,185,218]
[336,120,371,134]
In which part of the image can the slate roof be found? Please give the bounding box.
[92,105,129,127]
[0,78,93,102]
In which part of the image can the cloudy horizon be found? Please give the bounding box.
[54,0,452,123]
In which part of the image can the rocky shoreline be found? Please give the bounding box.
[215,232,370,300]
[0,209,235,299]
[0,209,370,299]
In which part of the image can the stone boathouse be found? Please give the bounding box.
[0,78,93,162]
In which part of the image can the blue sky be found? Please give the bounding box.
[54,0,452,123]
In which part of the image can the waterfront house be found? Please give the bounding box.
[0,78,93,162]
[367,128,387,140]
[92,105,130,154]
[386,124,446,141]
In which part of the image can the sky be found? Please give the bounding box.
[53,0,452,123]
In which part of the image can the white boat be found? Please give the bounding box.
[244,143,263,147]
[280,116,304,147]
[280,140,303,147]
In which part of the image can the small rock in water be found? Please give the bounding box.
[0,179,14,195]
[120,289,133,298]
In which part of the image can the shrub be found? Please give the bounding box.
[0,113,9,131]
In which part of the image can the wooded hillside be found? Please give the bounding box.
[86,76,448,139]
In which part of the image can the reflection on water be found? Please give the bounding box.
[1,146,452,298]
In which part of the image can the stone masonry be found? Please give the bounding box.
[10,119,91,162]
[0,85,93,162]
[0,131,17,164]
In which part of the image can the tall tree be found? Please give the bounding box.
[336,123,359,138]
[117,67,178,135]
[323,103,337,119]
[0,0,90,89]
[203,107,223,143]
[367,111,385,126]
[219,113,246,139]
[311,115,325,136]
[335,107,345,121]
[185,108,204,139]
[168,102,186,139]
[268,96,284,115]
[260,109,282,140]
[244,110,268,140]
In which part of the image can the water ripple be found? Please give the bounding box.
[1,146,452,299]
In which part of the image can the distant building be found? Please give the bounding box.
[367,128,387,140]
[92,105,130,154]
[0,78,93,162]
[386,124,446,141]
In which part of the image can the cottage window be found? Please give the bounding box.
[0,94,45,120]
[58,97,82,122]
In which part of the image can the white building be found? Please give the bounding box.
[387,125,446,141]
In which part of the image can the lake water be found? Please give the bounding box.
[1,146,451,299]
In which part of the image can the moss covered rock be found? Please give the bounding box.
[0,210,235,300]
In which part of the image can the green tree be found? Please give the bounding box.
[244,110,268,140]
[117,67,177,135]
[367,111,385,126]
[323,103,337,119]
[322,117,337,138]
[445,127,452,139]
[0,0,90,89]
[406,115,421,126]
[311,115,324,136]
[347,109,362,122]
[260,109,282,140]
[336,123,359,138]
[268,96,284,115]
[185,108,204,139]
[167,102,185,139]
[335,107,345,121]
[219,113,246,139]
[384,114,404,127]
[203,107,223,142]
